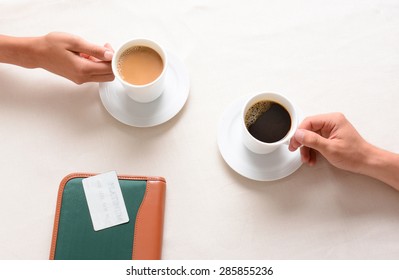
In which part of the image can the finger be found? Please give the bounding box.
[80,53,90,59]
[299,145,319,166]
[300,146,311,164]
[288,138,298,151]
[289,130,304,151]
[70,37,114,61]
[82,45,114,62]
[288,137,301,151]
[79,59,113,75]
[83,54,102,62]
[299,114,336,133]
[104,43,114,52]
[308,148,318,166]
[88,73,115,83]
[295,129,330,153]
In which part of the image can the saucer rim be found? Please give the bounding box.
[99,51,190,128]
[217,96,303,181]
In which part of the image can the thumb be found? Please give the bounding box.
[294,129,330,152]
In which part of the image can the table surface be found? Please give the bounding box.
[1,0,399,260]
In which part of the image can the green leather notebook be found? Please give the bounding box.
[50,173,166,260]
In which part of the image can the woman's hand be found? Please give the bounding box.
[36,32,115,84]
[0,32,115,84]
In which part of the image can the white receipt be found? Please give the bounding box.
[82,171,129,231]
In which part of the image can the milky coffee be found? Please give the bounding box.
[117,46,163,85]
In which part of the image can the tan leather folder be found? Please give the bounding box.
[49,173,166,260]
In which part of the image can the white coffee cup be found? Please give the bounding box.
[242,92,298,154]
[112,38,168,103]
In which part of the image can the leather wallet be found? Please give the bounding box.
[49,173,166,260]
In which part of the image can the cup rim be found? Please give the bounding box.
[112,38,168,88]
[242,92,297,146]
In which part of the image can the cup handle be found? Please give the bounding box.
[282,137,293,146]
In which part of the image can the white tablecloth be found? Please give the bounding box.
[1,0,399,259]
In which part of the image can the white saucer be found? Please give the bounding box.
[99,52,190,127]
[217,97,303,181]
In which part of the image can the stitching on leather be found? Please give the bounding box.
[54,172,165,182]
[132,180,149,259]
[49,173,83,259]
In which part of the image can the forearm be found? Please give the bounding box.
[360,144,399,191]
[0,35,41,68]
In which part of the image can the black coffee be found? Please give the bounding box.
[245,101,291,143]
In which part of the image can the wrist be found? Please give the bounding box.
[360,144,399,190]
[0,35,42,68]
[357,143,379,176]
[18,36,43,69]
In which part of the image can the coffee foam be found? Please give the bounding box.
[245,101,272,128]
[116,45,163,85]
[117,46,147,78]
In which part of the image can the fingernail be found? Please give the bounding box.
[104,50,114,61]
[295,129,305,143]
